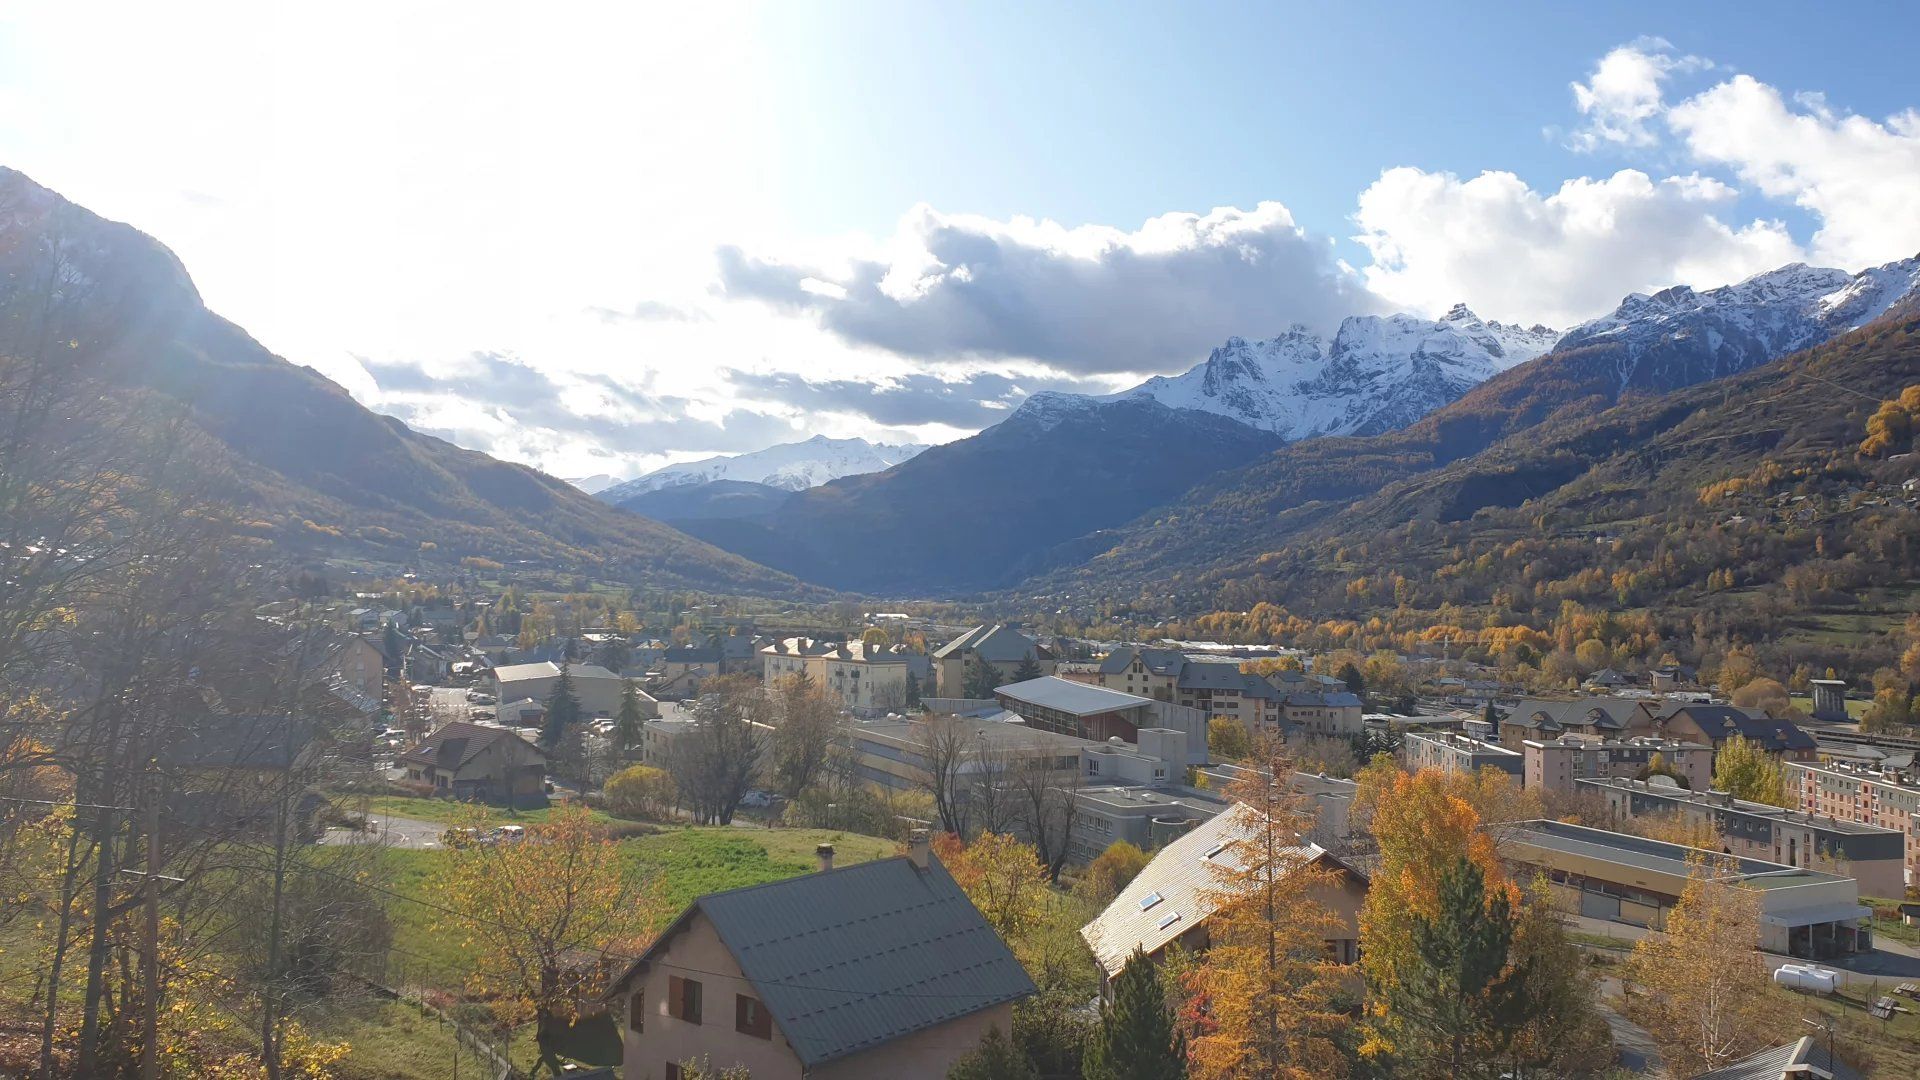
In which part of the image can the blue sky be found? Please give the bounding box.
[1,2,1917,478]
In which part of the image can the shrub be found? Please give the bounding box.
[604,764,677,821]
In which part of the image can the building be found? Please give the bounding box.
[1079,804,1369,984]
[760,637,912,713]
[1693,1037,1863,1080]
[1497,697,1658,750]
[931,624,1053,697]
[1069,785,1231,863]
[1402,731,1524,779]
[334,635,387,711]
[605,834,1034,1080]
[1788,759,1920,887]
[1096,646,1187,702]
[641,715,698,768]
[397,721,548,807]
[1501,819,1870,958]
[993,677,1206,761]
[1658,704,1819,762]
[491,661,631,718]
[1096,647,1360,738]
[1523,735,1714,794]
[1580,776,1907,896]
[1278,690,1364,739]
[1809,678,1850,722]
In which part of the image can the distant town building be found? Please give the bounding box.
[491,661,632,718]
[397,721,547,807]
[1523,735,1713,794]
[1402,731,1524,779]
[1809,678,1850,722]
[761,636,912,713]
[1789,758,1920,887]
[931,624,1053,697]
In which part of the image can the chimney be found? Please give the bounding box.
[907,829,930,870]
[815,843,835,873]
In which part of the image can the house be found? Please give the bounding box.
[1657,703,1819,761]
[404,640,458,684]
[1581,667,1630,691]
[1692,1036,1863,1080]
[163,713,330,842]
[334,635,387,708]
[1278,691,1364,739]
[492,661,631,718]
[1079,803,1370,984]
[397,721,548,807]
[1581,776,1907,896]
[760,637,911,713]
[605,833,1034,1080]
[1496,697,1659,751]
[657,644,724,698]
[932,624,1053,697]
[1096,646,1186,702]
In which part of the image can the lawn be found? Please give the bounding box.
[346,794,622,827]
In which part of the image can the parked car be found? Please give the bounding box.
[740,790,775,808]
[466,691,495,704]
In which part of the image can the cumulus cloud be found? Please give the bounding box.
[362,352,795,460]
[723,368,1111,429]
[1353,167,1802,327]
[716,203,1381,375]
[1567,37,1710,151]
[1668,74,1920,269]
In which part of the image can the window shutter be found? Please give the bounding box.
[628,989,644,1032]
[736,994,772,1039]
[666,975,683,1020]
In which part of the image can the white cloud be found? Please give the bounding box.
[718,202,1382,375]
[1668,74,1920,269]
[1354,167,1802,327]
[1568,38,1710,151]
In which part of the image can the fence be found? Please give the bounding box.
[365,962,521,1080]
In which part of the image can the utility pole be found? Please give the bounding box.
[118,763,180,1080]
[1802,1015,1837,1075]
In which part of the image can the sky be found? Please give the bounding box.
[2,1,1918,480]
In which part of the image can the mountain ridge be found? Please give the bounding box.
[600,434,927,504]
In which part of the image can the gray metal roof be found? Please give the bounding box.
[933,624,1042,663]
[1503,820,1846,885]
[616,855,1034,1068]
[996,676,1152,716]
[1097,646,1185,677]
[1694,1036,1863,1080]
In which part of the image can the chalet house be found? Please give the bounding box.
[1097,648,1356,737]
[932,624,1053,697]
[397,721,547,807]
[1080,803,1369,985]
[1657,703,1819,761]
[1097,646,1186,702]
[1496,697,1658,751]
[606,834,1035,1080]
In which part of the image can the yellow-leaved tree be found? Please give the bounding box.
[1186,743,1353,1079]
[433,802,658,1037]
[1623,852,1786,1074]
[1711,734,1792,807]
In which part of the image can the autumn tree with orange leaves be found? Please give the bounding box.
[1185,741,1355,1080]
[433,803,659,1037]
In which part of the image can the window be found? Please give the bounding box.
[665,1063,683,1080]
[628,989,644,1033]
[667,975,703,1024]
[1140,891,1163,911]
[736,994,772,1039]
[1158,911,1182,930]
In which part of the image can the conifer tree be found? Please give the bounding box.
[1373,857,1535,1076]
[1086,948,1186,1080]
[905,670,922,708]
[541,662,583,749]
[946,1025,1037,1080]
[614,678,646,760]
[1011,653,1044,683]
[964,654,1001,699]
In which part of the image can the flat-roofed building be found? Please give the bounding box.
[993,676,1206,763]
[1502,819,1870,959]
[1524,735,1713,794]
[1069,785,1231,864]
[1581,776,1906,897]
[1788,759,1920,887]
[1402,731,1523,779]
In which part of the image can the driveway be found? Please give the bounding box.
[320,813,451,849]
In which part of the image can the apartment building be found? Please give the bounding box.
[760,637,912,714]
[1789,758,1920,887]
[1523,735,1713,794]
[1582,775,1907,897]
[1402,731,1524,779]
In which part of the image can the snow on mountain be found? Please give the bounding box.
[1556,257,1920,389]
[1110,305,1559,439]
[564,473,619,495]
[600,435,928,502]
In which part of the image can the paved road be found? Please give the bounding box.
[319,813,450,849]
[1595,978,1668,1078]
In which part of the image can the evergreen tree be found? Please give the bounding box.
[1011,653,1044,683]
[963,654,1001,699]
[381,622,405,675]
[1086,949,1186,1080]
[1481,700,1498,728]
[946,1025,1036,1080]
[1374,856,1536,1077]
[541,663,583,750]
[905,670,922,708]
[614,679,646,760]
[1336,661,1365,697]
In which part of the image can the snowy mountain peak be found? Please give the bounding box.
[599,435,928,502]
[1117,308,1560,440]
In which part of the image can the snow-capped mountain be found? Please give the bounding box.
[600,435,927,502]
[1555,257,1920,389]
[564,473,619,495]
[1108,305,1559,439]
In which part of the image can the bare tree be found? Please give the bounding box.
[768,674,841,799]
[666,675,768,824]
[1016,755,1081,883]
[917,714,974,837]
[967,734,1021,837]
